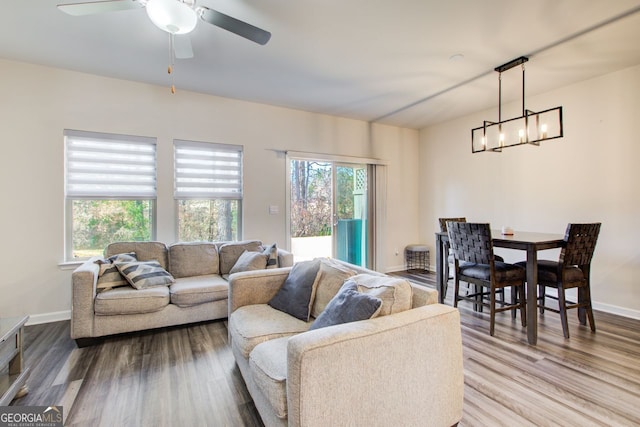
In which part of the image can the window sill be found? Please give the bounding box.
[58,261,83,270]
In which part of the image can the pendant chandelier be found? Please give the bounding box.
[472,56,563,153]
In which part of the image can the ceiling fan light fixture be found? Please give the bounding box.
[146,0,197,34]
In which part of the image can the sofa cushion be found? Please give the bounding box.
[229,250,269,275]
[168,242,219,278]
[169,275,229,307]
[105,242,169,269]
[268,259,321,321]
[350,274,413,316]
[249,336,289,419]
[309,280,382,330]
[219,240,263,275]
[116,260,176,289]
[95,285,170,315]
[310,258,357,318]
[95,252,137,292]
[229,304,310,358]
[263,243,279,269]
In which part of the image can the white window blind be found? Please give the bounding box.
[65,130,157,199]
[174,140,243,199]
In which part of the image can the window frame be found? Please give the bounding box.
[173,139,244,242]
[64,129,157,262]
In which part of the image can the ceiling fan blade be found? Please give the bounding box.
[197,6,271,45]
[174,34,194,59]
[57,0,142,16]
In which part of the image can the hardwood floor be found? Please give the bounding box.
[10,271,640,426]
[12,319,263,427]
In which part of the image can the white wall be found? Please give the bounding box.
[419,64,640,318]
[0,59,419,322]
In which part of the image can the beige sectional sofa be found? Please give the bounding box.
[71,240,293,345]
[228,259,464,427]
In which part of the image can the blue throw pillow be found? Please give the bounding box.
[309,280,383,330]
[269,259,321,321]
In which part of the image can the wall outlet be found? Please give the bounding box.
[269,205,279,215]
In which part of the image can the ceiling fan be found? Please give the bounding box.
[57,0,272,59]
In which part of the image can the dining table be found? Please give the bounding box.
[435,229,565,345]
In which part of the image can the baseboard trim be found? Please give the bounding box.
[593,302,640,320]
[26,310,71,326]
[385,264,407,273]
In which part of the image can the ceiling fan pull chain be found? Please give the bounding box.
[168,33,176,94]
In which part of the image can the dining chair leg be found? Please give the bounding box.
[587,306,596,332]
[442,280,448,303]
[475,285,483,313]
[489,286,496,336]
[510,285,517,319]
[453,277,460,308]
[577,286,587,326]
[519,285,527,327]
[557,287,570,339]
[538,284,546,314]
[583,285,596,332]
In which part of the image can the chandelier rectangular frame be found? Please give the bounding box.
[471,56,564,153]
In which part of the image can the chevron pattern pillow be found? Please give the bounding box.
[115,260,175,290]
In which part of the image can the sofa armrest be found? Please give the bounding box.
[286,304,464,427]
[277,248,294,268]
[71,257,100,339]
[228,267,292,314]
[410,282,439,307]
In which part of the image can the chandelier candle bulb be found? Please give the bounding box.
[540,124,548,139]
[518,129,525,142]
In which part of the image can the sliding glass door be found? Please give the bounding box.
[289,159,370,267]
[334,164,368,266]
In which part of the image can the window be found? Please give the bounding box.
[174,140,243,241]
[64,130,157,261]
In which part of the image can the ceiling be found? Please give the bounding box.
[2,0,640,129]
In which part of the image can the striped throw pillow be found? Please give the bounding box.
[115,260,175,290]
[95,252,137,292]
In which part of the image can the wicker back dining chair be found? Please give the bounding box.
[447,222,526,336]
[438,217,466,298]
[527,223,601,339]
[439,217,504,307]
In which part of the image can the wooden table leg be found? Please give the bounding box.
[435,234,445,303]
[526,247,538,345]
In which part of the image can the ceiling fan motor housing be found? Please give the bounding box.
[145,0,197,34]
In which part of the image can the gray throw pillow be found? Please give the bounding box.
[263,243,278,269]
[309,280,382,330]
[229,250,269,274]
[268,259,321,321]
